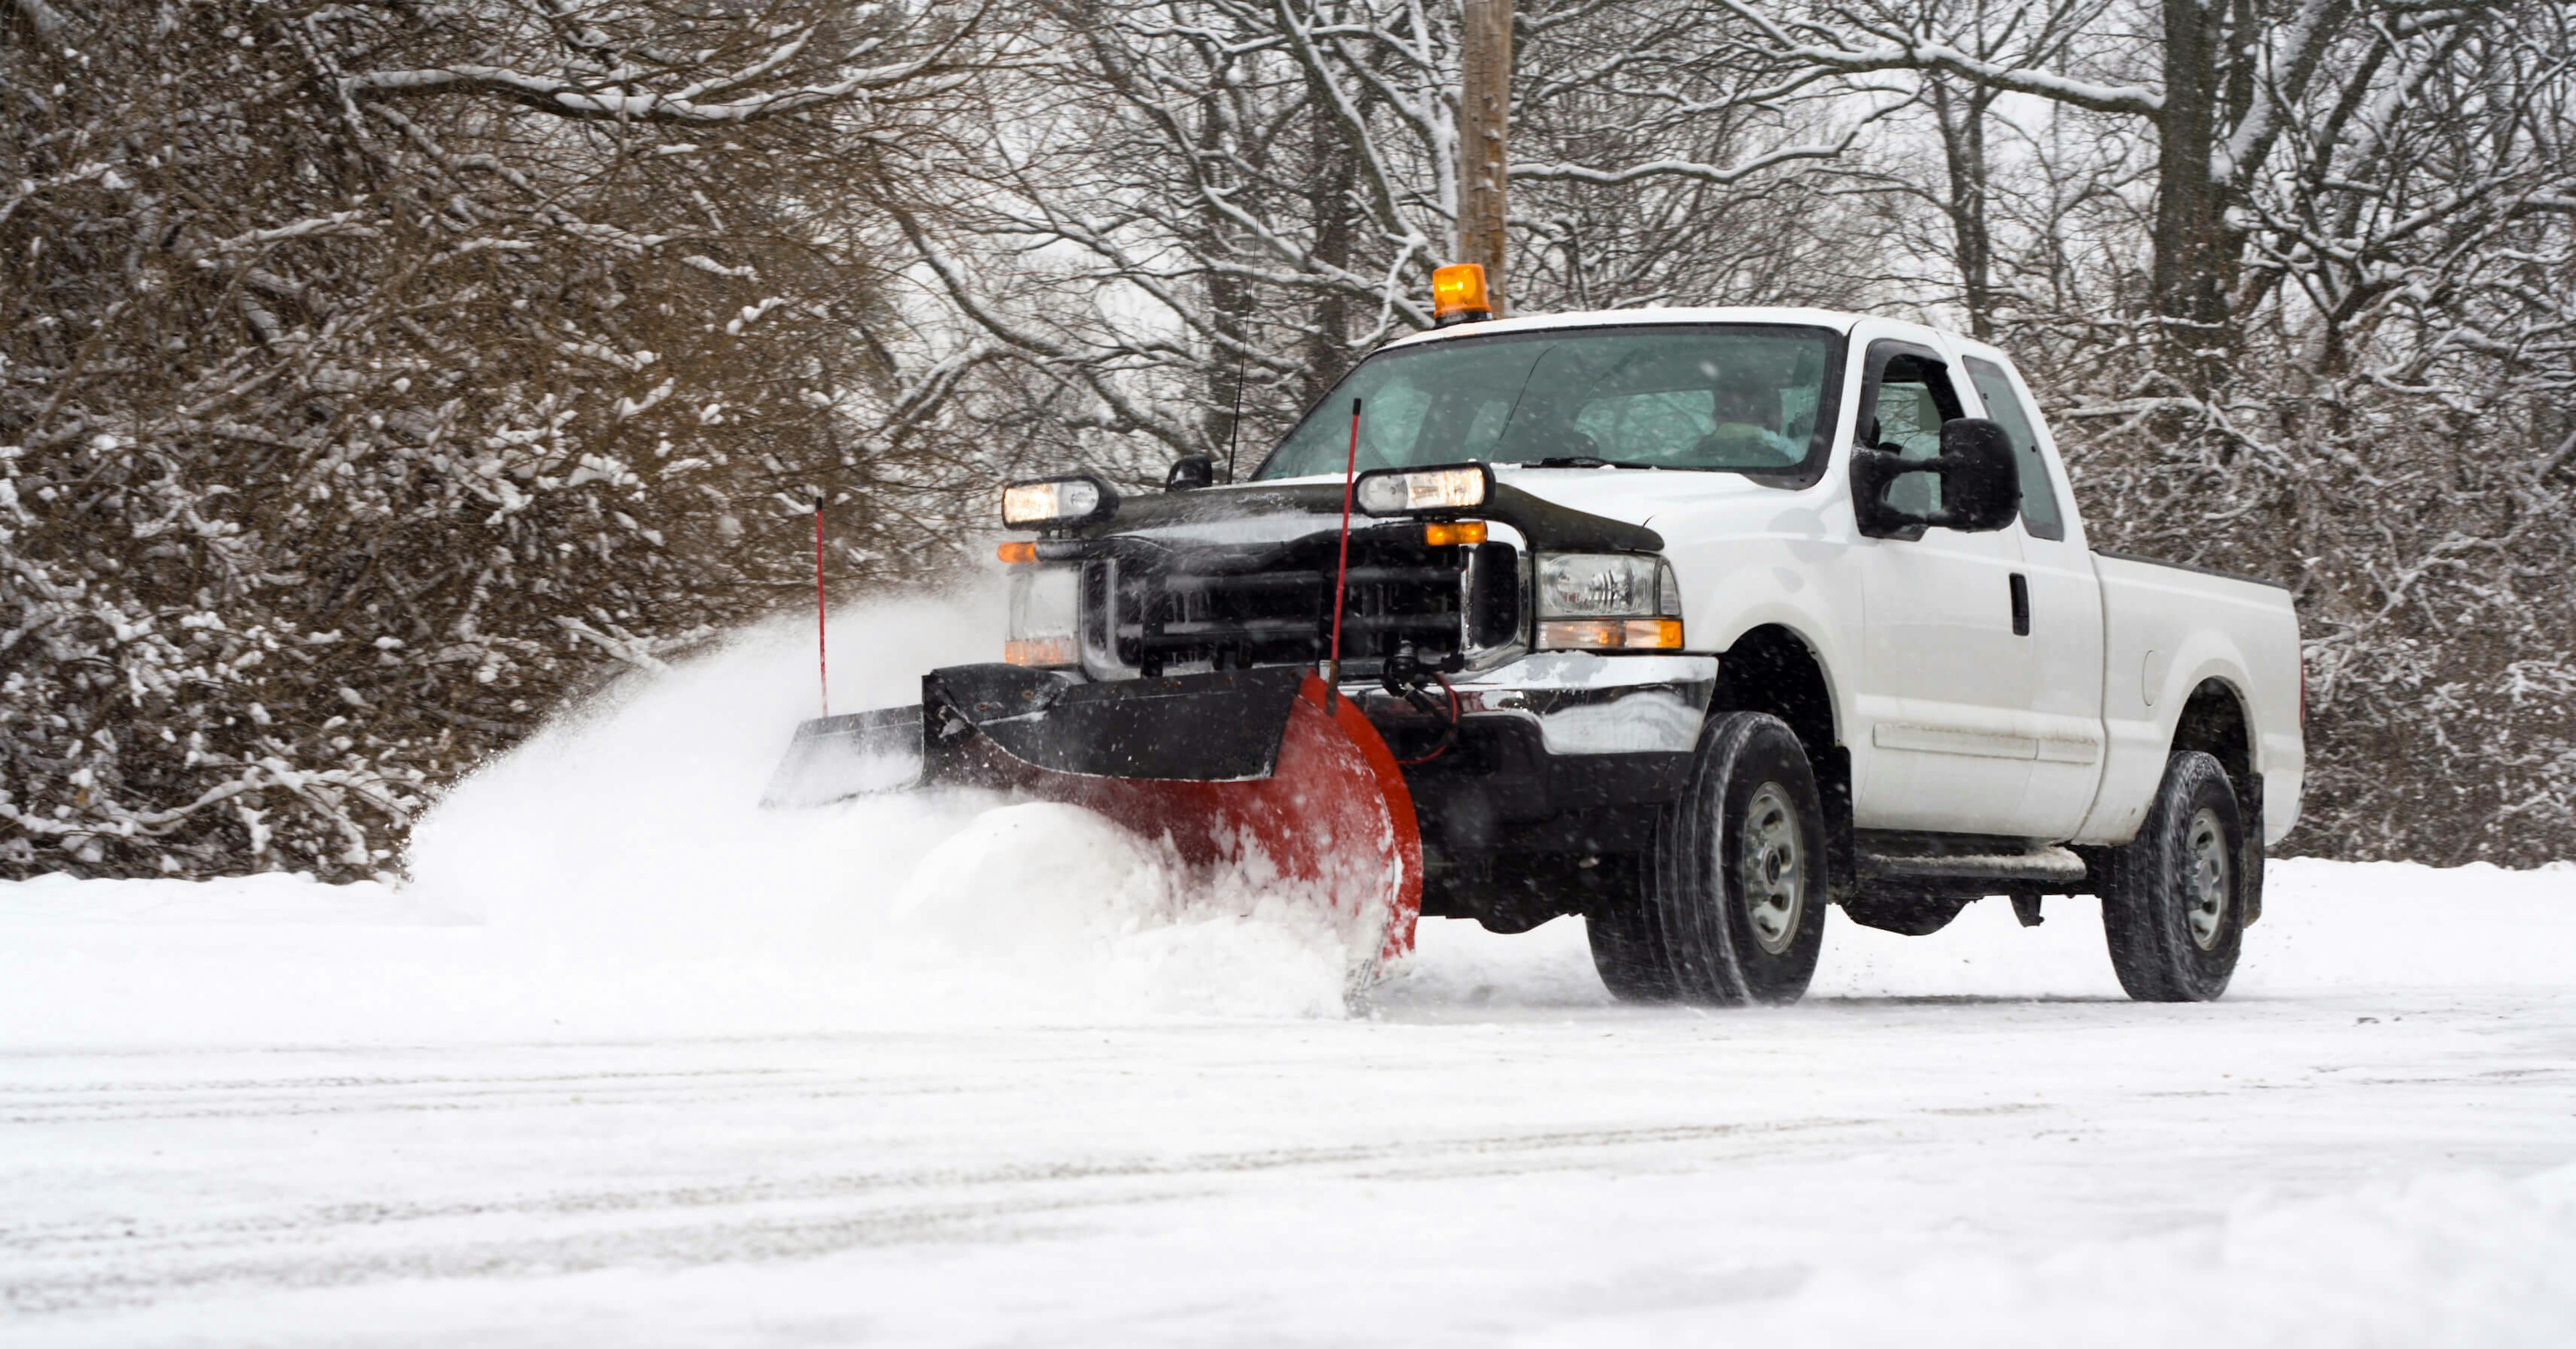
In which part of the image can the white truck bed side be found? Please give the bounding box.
[2083,552,2305,846]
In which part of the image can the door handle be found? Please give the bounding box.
[2009,573,2031,636]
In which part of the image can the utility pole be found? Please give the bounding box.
[1458,0,1511,315]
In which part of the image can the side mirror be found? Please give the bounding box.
[1165,454,1216,491]
[1850,418,2021,538]
[1929,419,2021,531]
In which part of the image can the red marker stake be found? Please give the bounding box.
[813,496,830,719]
[1326,398,1362,708]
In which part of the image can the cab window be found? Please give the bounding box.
[1964,356,2065,541]
[1859,347,1966,517]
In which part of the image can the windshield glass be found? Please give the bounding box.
[1254,325,1839,480]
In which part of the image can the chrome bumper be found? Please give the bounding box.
[1352,653,1719,756]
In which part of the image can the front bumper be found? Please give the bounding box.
[1350,652,1719,756]
[1350,653,1721,861]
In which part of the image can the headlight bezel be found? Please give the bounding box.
[1534,553,1684,651]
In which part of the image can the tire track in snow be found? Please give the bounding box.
[3,1114,1882,1315]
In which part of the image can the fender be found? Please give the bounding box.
[2082,636,2257,846]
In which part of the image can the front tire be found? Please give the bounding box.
[2102,751,2246,1002]
[1610,711,1828,1005]
[1586,898,1678,1003]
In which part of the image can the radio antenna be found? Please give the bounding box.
[1326,398,1362,707]
[1224,339,1250,484]
[812,496,829,719]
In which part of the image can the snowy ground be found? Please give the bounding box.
[5,611,2573,1346]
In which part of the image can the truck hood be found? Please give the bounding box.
[1230,465,1782,537]
[1064,467,1670,555]
[1487,466,1780,534]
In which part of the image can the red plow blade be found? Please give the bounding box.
[767,667,1420,974]
[1055,677,1421,968]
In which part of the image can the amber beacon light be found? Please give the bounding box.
[1431,264,1494,326]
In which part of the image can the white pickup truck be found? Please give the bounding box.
[985,307,2305,1004]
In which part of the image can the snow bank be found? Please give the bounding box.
[0,869,421,926]
[1376,853,2576,1015]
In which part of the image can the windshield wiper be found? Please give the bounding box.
[1526,455,1660,470]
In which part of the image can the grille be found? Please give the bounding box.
[1085,535,1519,677]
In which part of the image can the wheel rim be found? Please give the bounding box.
[2185,806,2231,951]
[1738,782,1805,955]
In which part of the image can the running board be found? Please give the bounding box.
[1857,845,2088,886]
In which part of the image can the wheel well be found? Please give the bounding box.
[1711,626,1837,764]
[2171,679,2253,799]
[2170,678,2267,922]
[1712,626,1851,887]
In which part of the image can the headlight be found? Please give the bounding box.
[1004,565,1081,667]
[1538,555,1662,617]
[1536,555,1684,651]
[1354,463,1491,516]
[1000,474,1117,529]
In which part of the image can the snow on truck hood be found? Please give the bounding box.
[1241,464,1778,537]
[1491,464,1775,531]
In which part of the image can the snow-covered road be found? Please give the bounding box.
[5,861,2574,1347]
[5,623,2573,1345]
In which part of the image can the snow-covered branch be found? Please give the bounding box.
[341,54,962,125]
[1708,0,2164,117]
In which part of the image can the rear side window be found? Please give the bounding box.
[1963,356,2065,541]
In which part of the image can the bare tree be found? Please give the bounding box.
[1,0,987,877]
[1712,0,2530,374]
[11,0,2568,875]
[879,0,1890,486]
[1780,0,2576,861]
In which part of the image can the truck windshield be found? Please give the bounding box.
[1254,324,1839,480]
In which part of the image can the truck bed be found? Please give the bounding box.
[2086,551,2304,847]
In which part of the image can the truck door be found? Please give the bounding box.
[1848,335,2038,834]
[1960,351,2108,838]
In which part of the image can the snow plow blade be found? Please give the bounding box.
[765,664,1421,966]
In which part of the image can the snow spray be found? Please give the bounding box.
[400,588,1354,1034]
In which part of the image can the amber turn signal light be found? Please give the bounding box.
[1002,636,1077,667]
[1623,618,1685,649]
[1431,263,1493,325]
[1536,618,1684,651]
[997,540,1038,564]
[1422,520,1487,547]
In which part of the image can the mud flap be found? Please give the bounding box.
[764,665,1421,969]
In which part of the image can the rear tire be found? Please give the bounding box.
[2103,751,2245,1002]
